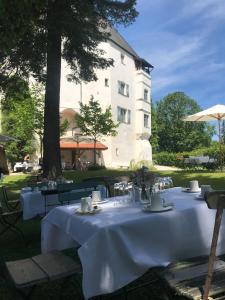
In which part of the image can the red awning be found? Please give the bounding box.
[60,141,108,150]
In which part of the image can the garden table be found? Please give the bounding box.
[20,184,108,220]
[20,190,59,220]
[41,187,225,299]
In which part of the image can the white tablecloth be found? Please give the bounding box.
[41,187,225,299]
[20,185,108,220]
[20,191,59,220]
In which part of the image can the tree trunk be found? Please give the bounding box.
[94,138,97,166]
[43,0,62,178]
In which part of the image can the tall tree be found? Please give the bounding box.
[1,78,69,164]
[156,92,214,152]
[150,102,159,153]
[1,81,43,164]
[75,97,118,166]
[0,0,138,178]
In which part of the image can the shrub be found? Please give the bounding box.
[88,164,106,171]
[153,152,184,167]
[129,160,153,171]
[153,143,224,170]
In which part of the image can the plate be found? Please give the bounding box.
[195,194,204,200]
[93,199,109,204]
[142,205,173,213]
[182,188,201,193]
[75,207,102,215]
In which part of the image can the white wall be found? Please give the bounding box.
[59,39,152,168]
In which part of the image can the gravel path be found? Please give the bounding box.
[154,165,182,171]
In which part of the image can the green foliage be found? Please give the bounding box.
[1,80,44,164]
[129,159,154,170]
[60,118,69,137]
[76,97,119,165]
[88,164,106,171]
[0,0,138,177]
[156,92,214,152]
[149,102,159,152]
[153,142,223,170]
[76,97,118,140]
[1,79,68,164]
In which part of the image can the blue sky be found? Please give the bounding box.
[119,0,225,109]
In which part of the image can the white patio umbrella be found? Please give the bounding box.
[183,106,225,181]
[183,104,225,300]
[183,104,225,169]
[183,104,225,140]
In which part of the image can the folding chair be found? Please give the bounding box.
[2,186,20,210]
[0,187,24,242]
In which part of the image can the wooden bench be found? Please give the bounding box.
[157,191,225,300]
[4,251,82,299]
[158,256,225,300]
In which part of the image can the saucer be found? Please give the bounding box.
[93,199,109,204]
[195,194,204,200]
[142,205,173,213]
[75,207,101,215]
[182,188,201,193]
[22,187,32,193]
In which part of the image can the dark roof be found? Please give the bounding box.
[108,27,139,59]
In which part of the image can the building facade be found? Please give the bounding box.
[60,27,153,168]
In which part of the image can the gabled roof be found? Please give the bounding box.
[106,26,153,72]
[108,27,139,59]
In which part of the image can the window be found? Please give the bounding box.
[121,53,125,64]
[118,81,129,97]
[105,78,109,87]
[66,74,73,82]
[117,107,131,124]
[144,114,149,128]
[144,89,148,101]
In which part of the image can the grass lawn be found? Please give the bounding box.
[1,169,225,299]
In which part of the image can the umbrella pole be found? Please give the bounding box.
[218,119,224,171]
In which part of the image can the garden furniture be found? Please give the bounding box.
[183,104,225,169]
[157,190,225,300]
[41,187,225,299]
[0,187,24,241]
[20,182,107,219]
[4,250,82,299]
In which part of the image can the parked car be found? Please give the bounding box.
[13,162,25,172]
[13,162,34,173]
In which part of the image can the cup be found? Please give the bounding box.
[92,191,101,204]
[81,197,89,212]
[150,192,163,210]
[189,180,200,192]
[33,186,39,192]
[201,185,212,198]
[81,197,92,212]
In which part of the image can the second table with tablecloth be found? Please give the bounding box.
[41,187,225,299]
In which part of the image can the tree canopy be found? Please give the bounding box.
[75,97,118,165]
[1,78,69,165]
[1,80,44,164]
[155,92,214,152]
[150,102,159,152]
[0,0,138,178]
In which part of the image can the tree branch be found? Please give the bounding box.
[96,0,136,9]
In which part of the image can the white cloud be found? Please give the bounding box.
[119,0,225,105]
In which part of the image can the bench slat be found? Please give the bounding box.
[6,258,48,288]
[32,251,81,281]
[161,259,225,299]
[164,260,225,283]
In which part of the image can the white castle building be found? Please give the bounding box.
[59,27,153,169]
